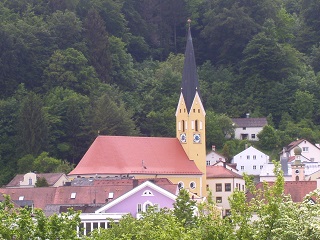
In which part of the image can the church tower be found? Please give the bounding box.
[176,20,206,197]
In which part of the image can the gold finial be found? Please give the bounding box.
[187,19,191,27]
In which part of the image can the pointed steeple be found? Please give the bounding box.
[181,20,201,113]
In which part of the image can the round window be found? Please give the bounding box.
[178,181,184,189]
[190,181,196,189]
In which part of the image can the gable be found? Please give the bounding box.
[234,146,268,158]
[95,181,177,213]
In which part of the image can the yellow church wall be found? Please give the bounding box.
[176,93,207,197]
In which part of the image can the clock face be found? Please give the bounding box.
[193,133,201,143]
[180,133,187,143]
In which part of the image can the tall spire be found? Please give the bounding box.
[181,19,201,113]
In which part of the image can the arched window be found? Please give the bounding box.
[195,120,198,131]
[295,176,299,181]
[178,181,184,189]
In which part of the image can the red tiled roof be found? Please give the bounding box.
[250,181,317,202]
[206,166,242,178]
[231,118,267,128]
[69,136,202,176]
[0,178,178,210]
[0,187,57,209]
[286,139,305,152]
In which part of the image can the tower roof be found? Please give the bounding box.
[181,23,201,113]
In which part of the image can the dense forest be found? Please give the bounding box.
[1,0,320,185]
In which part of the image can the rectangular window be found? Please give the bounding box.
[216,183,222,192]
[154,203,160,212]
[242,185,245,191]
[247,155,250,159]
[206,160,211,166]
[243,127,246,130]
[225,209,231,216]
[253,165,256,170]
[260,165,263,169]
[71,193,76,199]
[216,197,222,203]
[251,134,256,139]
[253,155,256,160]
[225,183,231,192]
[241,166,244,170]
[302,147,309,152]
[137,203,142,213]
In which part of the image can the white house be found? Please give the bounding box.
[280,139,320,163]
[206,146,227,166]
[232,146,269,175]
[231,116,267,141]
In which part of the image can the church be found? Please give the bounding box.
[69,22,207,197]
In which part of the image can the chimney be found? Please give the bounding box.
[212,145,216,151]
[246,113,250,118]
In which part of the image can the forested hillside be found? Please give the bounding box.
[1,0,320,185]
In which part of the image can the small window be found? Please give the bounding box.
[216,197,222,203]
[206,160,211,166]
[247,155,250,159]
[253,155,256,160]
[225,209,231,216]
[216,183,222,192]
[251,134,255,139]
[243,127,246,130]
[302,147,309,152]
[190,181,196,189]
[137,203,142,213]
[253,165,256,170]
[198,109,200,113]
[71,192,76,199]
[28,178,32,185]
[193,109,195,113]
[178,181,184,189]
[154,203,160,212]
[241,166,244,170]
[108,192,114,199]
[19,196,24,200]
[260,165,263,169]
[195,120,198,131]
[242,185,244,191]
[142,190,154,196]
[225,183,231,192]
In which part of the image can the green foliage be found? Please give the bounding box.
[16,92,49,157]
[173,189,197,228]
[257,125,280,150]
[44,48,99,94]
[90,93,138,136]
[35,176,49,187]
[0,195,81,239]
[206,111,234,149]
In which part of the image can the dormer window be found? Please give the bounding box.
[142,190,154,196]
[19,196,24,200]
